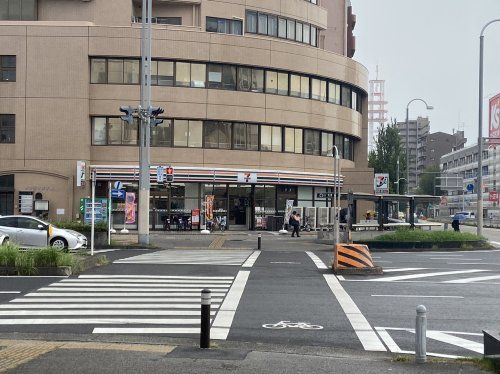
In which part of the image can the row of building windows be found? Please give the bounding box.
[90,58,363,113]
[245,10,318,47]
[91,117,355,160]
[206,17,243,35]
[131,17,182,25]
[0,0,36,20]
[0,56,15,82]
[442,151,490,171]
[0,114,15,143]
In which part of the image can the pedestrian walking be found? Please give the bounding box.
[290,211,301,237]
[451,219,460,232]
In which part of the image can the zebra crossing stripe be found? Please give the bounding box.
[113,250,254,266]
[9,297,224,303]
[93,328,200,334]
[0,304,220,309]
[0,310,216,316]
[26,292,228,297]
[39,287,229,292]
[444,274,500,284]
[367,269,486,282]
[306,251,328,269]
[242,251,261,268]
[0,318,206,325]
[77,275,234,280]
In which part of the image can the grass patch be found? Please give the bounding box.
[374,229,484,243]
[0,243,19,267]
[50,221,108,233]
[457,357,498,373]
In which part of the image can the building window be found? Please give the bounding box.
[278,18,287,38]
[261,125,282,152]
[204,121,232,149]
[265,70,288,96]
[174,120,202,148]
[286,19,295,40]
[155,60,174,86]
[344,136,353,160]
[0,56,16,82]
[311,79,326,101]
[295,22,303,43]
[175,62,190,87]
[91,117,107,145]
[0,0,37,20]
[304,129,320,155]
[311,26,317,47]
[156,17,181,25]
[237,67,264,93]
[335,134,344,158]
[290,74,309,99]
[303,24,310,44]
[151,119,172,147]
[285,127,303,154]
[207,64,236,90]
[258,13,268,35]
[341,86,351,108]
[108,117,138,145]
[351,90,358,111]
[206,17,243,35]
[268,15,278,37]
[233,123,259,151]
[246,11,257,33]
[90,58,106,84]
[124,60,140,84]
[0,114,15,143]
[328,82,341,105]
[107,59,124,84]
[321,132,334,156]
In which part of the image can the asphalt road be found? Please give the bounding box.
[0,238,499,359]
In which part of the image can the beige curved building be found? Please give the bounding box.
[0,0,373,230]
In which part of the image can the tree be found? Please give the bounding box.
[417,165,442,195]
[368,121,406,194]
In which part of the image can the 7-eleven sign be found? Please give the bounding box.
[237,172,257,184]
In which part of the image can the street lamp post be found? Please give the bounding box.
[332,146,341,245]
[477,19,500,237]
[405,99,433,194]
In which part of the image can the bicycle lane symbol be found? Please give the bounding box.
[262,321,323,330]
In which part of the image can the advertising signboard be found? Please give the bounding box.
[76,161,86,187]
[490,94,500,144]
[205,195,214,221]
[489,191,499,202]
[125,192,136,224]
[80,198,108,224]
[374,173,389,194]
[237,172,257,184]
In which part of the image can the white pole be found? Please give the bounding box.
[91,170,95,256]
[107,181,111,245]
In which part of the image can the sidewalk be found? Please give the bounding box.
[0,337,489,374]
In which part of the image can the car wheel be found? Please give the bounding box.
[50,237,67,250]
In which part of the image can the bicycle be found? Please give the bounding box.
[262,320,323,330]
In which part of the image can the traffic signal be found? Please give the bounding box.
[150,106,164,127]
[166,166,174,183]
[152,117,164,127]
[119,106,134,125]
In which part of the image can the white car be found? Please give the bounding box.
[0,216,87,250]
[0,230,8,245]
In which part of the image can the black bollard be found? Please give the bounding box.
[258,233,261,250]
[200,289,211,349]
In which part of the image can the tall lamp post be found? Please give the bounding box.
[406,99,433,194]
[332,145,341,245]
[477,19,500,237]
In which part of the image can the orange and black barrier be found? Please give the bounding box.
[333,244,383,275]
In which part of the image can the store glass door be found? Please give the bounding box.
[228,185,251,228]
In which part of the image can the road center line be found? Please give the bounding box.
[242,251,261,268]
[323,274,386,352]
[306,251,328,269]
[371,295,464,299]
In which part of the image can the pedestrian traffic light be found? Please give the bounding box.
[119,106,134,125]
[166,166,174,183]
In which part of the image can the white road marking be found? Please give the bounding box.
[26,292,227,297]
[242,251,261,268]
[0,291,21,294]
[93,327,200,334]
[426,331,484,354]
[77,275,234,280]
[447,262,500,265]
[40,287,230,291]
[375,327,402,353]
[430,258,482,261]
[0,303,220,309]
[371,295,464,299]
[0,318,206,325]
[383,268,427,273]
[211,271,250,340]
[323,274,386,352]
[0,310,216,316]
[336,275,345,281]
[269,262,301,264]
[52,281,232,286]
[489,241,500,247]
[367,269,486,282]
[306,251,328,269]
[10,297,224,303]
[444,274,500,284]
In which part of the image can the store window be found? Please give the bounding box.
[204,121,232,149]
[285,127,303,154]
[233,123,259,151]
[261,125,282,152]
[207,64,236,90]
[321,132,334,157]
[174,120,202,148]
[0,56,15,82]
[304,129,320,155]
[237,67,264,93]
[151,119,172,147]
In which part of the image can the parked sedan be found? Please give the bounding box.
[0,216,87,250]
[0,230,8,245]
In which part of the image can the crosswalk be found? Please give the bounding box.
[342,267,500,284]
[0,273,249,338]
[114,249,256,266]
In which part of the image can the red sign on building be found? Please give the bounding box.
[490,94,500,144]
[489,191,499,202]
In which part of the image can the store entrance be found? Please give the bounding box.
[228,185,251,229]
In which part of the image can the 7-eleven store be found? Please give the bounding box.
[91,166,343,231]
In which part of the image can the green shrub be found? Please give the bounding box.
[0,243,19,267]
[375,229,484,243]
[15,251,36,275]
[51,221,108,233]
[33,248,60,268]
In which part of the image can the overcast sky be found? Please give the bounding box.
[353,0,500,144]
